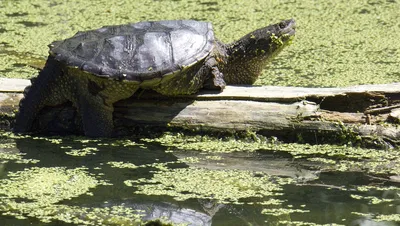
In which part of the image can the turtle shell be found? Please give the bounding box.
[49,20,214,81]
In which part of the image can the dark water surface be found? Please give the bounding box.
[0,133,398,225]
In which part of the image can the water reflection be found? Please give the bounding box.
[96,199,214,226]
[352,218,398,226]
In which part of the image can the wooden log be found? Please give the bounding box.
[0,78,28,114]
[0,78,30,93]
[1,78,400,147]
[115,100,319,131]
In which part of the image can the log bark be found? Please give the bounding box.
[1,78,400,147]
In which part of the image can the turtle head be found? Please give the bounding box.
[222,19,296,84]
[246,18,295,57]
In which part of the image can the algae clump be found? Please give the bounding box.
[126,167,292,204]
[0,167,100,204]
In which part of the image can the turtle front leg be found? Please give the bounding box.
[202,56,226,90]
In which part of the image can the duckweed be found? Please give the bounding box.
[0,129,399,224]
[150,132,400,175]
[277,221,344,226]
[0,150,39,164]
[126,168,292,204]
[65,147,99,156]
[261,207,310,216]
[0,198,164,225]
[107,161,138,169]
[0,167,101,204]
[1,0,400,88]
[0,166,165,225]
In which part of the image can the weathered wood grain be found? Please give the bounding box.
[115,100,319,131]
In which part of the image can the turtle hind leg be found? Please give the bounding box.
[13,56,67,133]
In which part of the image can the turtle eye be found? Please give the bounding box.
[278,22,286,29]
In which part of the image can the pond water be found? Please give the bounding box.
[1,0,400,225]
[0,132,399,225]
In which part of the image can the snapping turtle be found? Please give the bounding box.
[14,19,296,137]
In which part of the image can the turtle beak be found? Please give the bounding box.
[280,19,296,37]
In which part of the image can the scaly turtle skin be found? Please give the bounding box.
[14,19,296,137]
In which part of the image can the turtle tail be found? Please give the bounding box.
[13,56,65,133]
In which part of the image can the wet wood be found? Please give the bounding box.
[1,78,400,146]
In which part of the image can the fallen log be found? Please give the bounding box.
[1,78,400,147]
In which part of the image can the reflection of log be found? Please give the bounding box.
[1,78,400,146]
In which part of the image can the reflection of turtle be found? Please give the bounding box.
[14,19,296,137]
